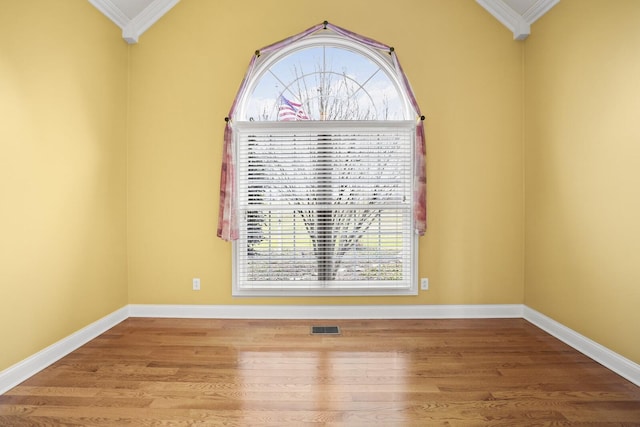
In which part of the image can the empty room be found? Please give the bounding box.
[1,0,639,424]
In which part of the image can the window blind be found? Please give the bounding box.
[234,121,416,296]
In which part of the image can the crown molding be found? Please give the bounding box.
[88,0,129,29]
[521,0,560,23]
[122,0,180,43]
[88,0,180,44]
[476,0,560,40]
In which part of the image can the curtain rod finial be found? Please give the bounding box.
[323,20,328,29]
[254,50,260,57]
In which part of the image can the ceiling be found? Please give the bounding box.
[89,0,559,44]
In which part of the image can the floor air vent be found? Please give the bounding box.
[311,326,340,335]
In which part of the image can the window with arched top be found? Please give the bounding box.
[239,33,411,122]
[218,23,426,296]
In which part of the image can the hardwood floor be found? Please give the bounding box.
[1,318,639,426]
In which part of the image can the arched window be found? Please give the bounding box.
[218,23,426,296]
[239,33,410,121]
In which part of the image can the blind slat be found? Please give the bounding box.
[236,121,415,291]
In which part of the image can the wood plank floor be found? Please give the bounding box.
[1,318,639,426]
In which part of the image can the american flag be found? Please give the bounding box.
[278,96,309,121]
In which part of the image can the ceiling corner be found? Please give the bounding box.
[521,0,560,25]
[89,0,129,30]
[89,0,180,44]
[476,0,560,40]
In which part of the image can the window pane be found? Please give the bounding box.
[239,208,410,285]
[236,122,414,293]
[244,46,405,121]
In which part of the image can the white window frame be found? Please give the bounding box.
[232,34,418,297]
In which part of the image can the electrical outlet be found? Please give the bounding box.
[192,278,201,291]
[420,278,429,290]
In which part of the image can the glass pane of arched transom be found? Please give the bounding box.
[243,45,407,121]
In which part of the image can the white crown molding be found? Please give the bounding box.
[477,0,530,40]
[88,0,129,29]
[122,0,180,44]
[88,0,180,44]
[521,0,561,24]
[476,0,560,40]
[0,306,129,395]
[524,306,640,387]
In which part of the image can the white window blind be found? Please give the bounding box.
[234,120,417,296]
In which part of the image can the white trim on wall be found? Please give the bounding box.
[88,0,180,44]
[122,0,179,43]
[523,306,640,387]
[475,0,560,40]
[128,304,524,319]
[2,304,638,395]
[476,0,531,40]
[87,0,129,29]
[0,306,129,395]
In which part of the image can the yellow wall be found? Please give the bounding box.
[525,0,640,363]
[0,2,129,370]
[126,0,525,306]
[2,0,637,376]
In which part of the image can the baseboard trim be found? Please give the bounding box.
[2,303,638,395]
[523,306,640,387]
[128,303,524,319]
[0,306,129,395]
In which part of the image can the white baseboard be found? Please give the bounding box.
[2,303,638,396]
[523,306,640,387]
[128,303,524,319]
[0,306,129,395]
